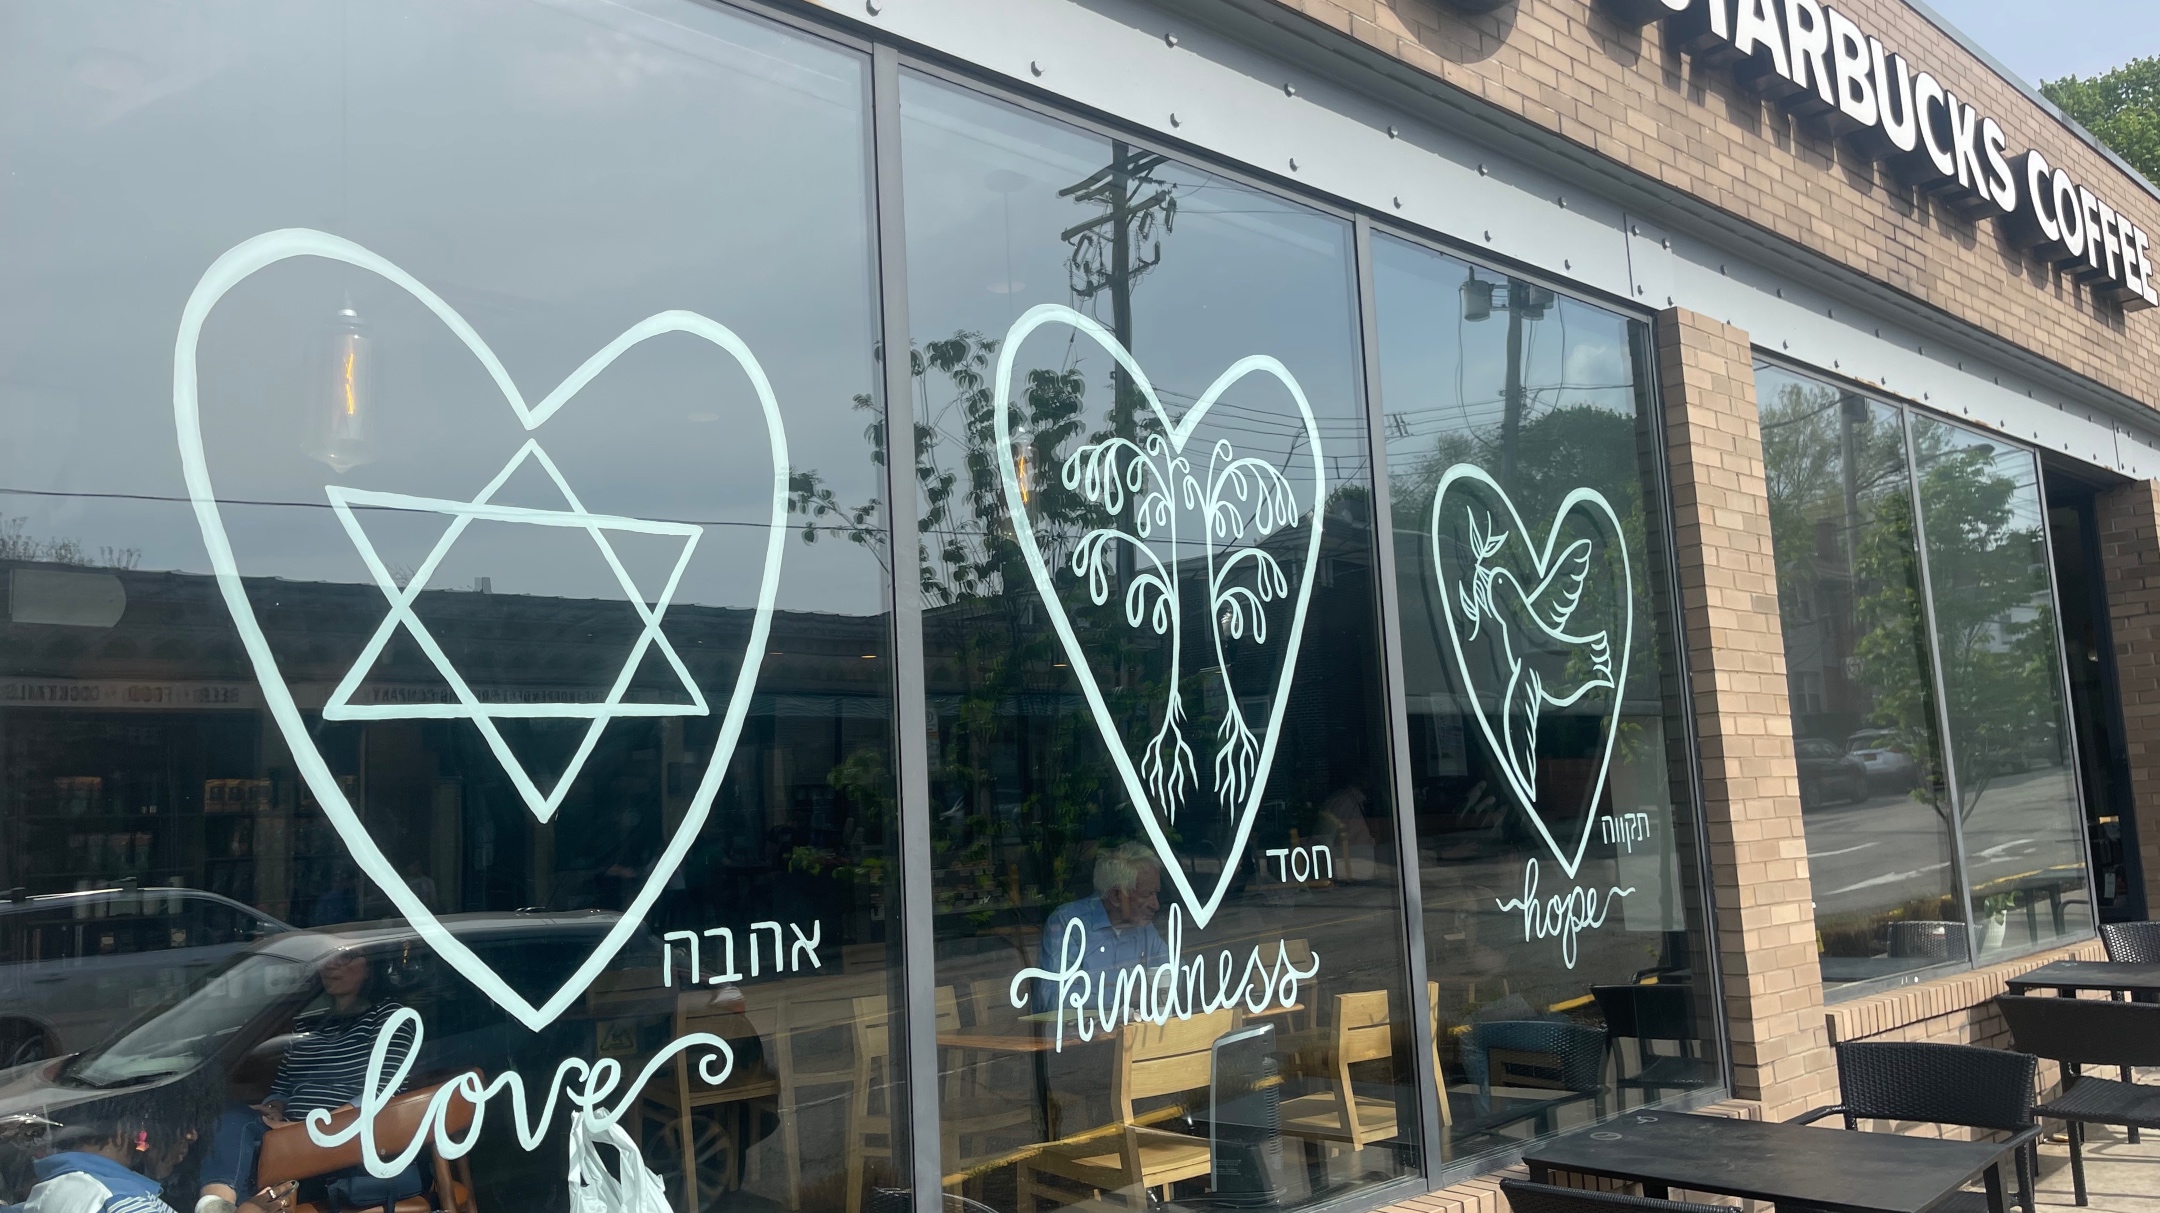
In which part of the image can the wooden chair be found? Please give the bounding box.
[256,1077,479,1213]
[1277,991,1405,1159]
[1425,981,1453,1155]
[637,986,779,1212]
[941,984,1038,1193]
[845,994,898,1213]
[1014,1010,1231,1211]
[767,985,878,1211]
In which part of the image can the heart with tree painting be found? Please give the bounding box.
[991,304,1325,931]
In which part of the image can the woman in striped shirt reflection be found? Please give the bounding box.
[193,952,416,1213]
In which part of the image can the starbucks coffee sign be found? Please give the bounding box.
[1603,0,2157,312]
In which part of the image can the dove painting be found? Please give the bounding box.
[1431,464,1633,880]
[1456,506,1617,805]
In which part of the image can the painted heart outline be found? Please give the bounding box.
[992,303,1324,931]
[1429,464,1632,880]
[172,228,788,1031]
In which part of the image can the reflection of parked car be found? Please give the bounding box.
[0,886,291,1068]
[1795,738,1867,806]
[1846,730,1920,791]
[0,910,670,1212]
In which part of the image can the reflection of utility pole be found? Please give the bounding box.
[1063,142,1177,437]
[1062,143,1177,602]
[1462,275,1553,482]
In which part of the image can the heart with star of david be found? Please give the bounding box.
[1428,464,1632,880]
[172,228,787,1030]
[991,304,1324,931]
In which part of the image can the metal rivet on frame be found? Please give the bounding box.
[1030,61,1044,76]
[1387,125,1399,138]
[1284,83,1297,96]
[1165,33,1179,46]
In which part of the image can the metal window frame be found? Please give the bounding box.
[1897,404,1986,968]
[1353,213,1447,1178]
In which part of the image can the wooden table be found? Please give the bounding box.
[2004,959,2160,998]
[1522,1111,2016,1213]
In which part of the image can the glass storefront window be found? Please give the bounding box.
[899,73,1419,1211]
[1752,364,2096,987]
[1909,417,2094,960]
[1372,236,1718,1166]
[0,3,902,1211]
[1753,366,1963,989]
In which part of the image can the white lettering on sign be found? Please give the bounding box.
[662,920,821,985]
[1495,858,1635,970]
[1599,812,1652,853]
[307,1007,732,1178]
[1009,906,1321,1051]
[1263,843,1333,883]
[0,679,258,709]
[1599,0,2156,311]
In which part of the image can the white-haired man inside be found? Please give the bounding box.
[1034,840,1168,1010]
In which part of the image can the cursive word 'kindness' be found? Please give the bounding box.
[1495,857,1634,970]
[1010,905,1320,1050]
[307,1006,732,1178]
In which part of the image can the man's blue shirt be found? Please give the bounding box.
[1034,895,1167,1010]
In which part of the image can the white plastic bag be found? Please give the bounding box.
[567,1117,671,1213]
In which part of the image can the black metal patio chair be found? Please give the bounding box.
[1498,1178,1732,1213]
[2099,920,2160,964]
[1785,1040,2038,1213]
[1995,994,2160,1207]
[1590,984,1713,1109]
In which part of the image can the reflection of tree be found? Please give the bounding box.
[783,147,1215,935]
[1835,410,2062,819]
[1905,436,2062,815]
[0,517,140,569]
[1758,380,1948,811]
[1396,401,1657,718]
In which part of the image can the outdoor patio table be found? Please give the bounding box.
[1520,1111,2016,1213]
[2003,959,2160,997]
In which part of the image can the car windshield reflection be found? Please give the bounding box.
[63,952,311,1088]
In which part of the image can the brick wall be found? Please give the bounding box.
[1264,0,2160,410]
[2096,479,2160,915]
[1654,307,1835,1120]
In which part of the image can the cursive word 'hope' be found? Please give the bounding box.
[307,1007,732,1178]
[1010,905,1320,1051]
[1495,858,1634,970]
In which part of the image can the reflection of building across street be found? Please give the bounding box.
[0,556,892,928]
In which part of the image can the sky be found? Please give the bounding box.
[1918,0,2157,88]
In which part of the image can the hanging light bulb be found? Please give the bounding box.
[305,306,374,473]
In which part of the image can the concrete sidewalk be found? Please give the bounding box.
[2032,1126,2160,1212]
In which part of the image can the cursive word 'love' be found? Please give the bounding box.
[307,1007,732,1178]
